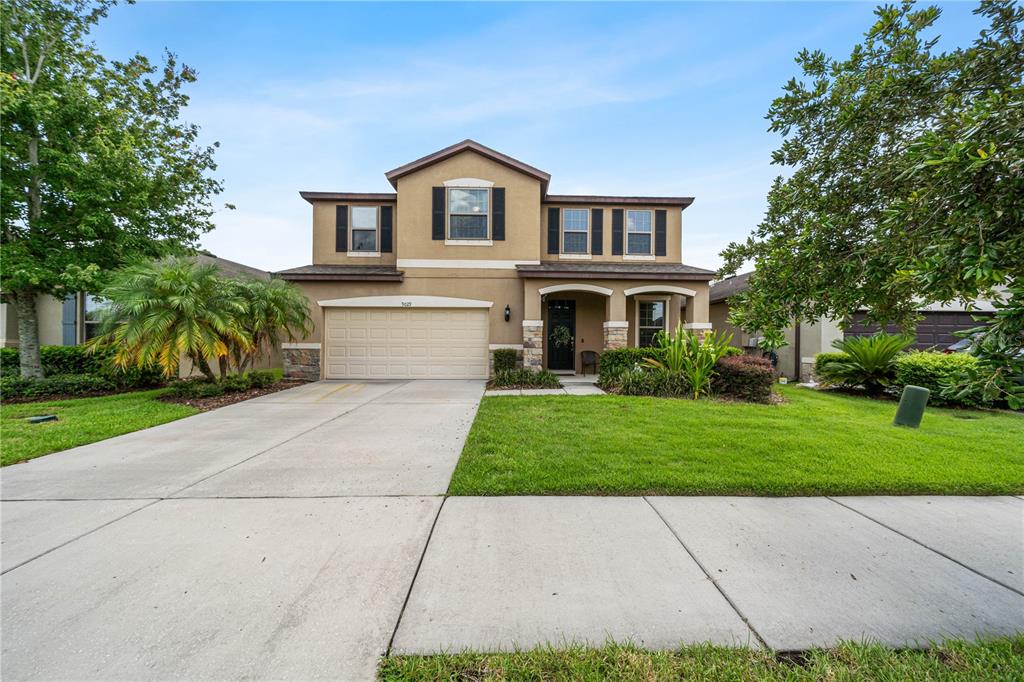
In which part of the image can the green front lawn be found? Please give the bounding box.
[380,637,1024,681]
[448,385,1024,496]
[1,389,197,466]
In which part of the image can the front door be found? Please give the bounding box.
[547,299,575,371]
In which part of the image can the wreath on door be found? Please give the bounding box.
[550,324,572,349]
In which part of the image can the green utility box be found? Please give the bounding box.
[894,385,930,428]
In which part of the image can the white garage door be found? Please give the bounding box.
[324,307,489,379]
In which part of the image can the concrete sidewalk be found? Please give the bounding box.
[2,381,1022,680]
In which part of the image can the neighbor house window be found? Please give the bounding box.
[562,208,589,254]
[350,206,378,252]
[626,210,653,255]
[83,295,109,341]
[448,188,489,239]
[638,299,667,347]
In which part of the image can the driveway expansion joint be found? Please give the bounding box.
[386,496,447,656]
[825,496,1024,597]
[643,496,769,650]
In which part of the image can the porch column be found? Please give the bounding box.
[604,289,628,350]
[522,320,544,371]
[683,285,712,340]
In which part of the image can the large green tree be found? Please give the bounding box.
[720,0,1023,405]
[1,0,226,377]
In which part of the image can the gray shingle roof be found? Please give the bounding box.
[275,264,404,281]
[709,272,753,303]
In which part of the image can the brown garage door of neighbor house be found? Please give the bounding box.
[323,307,489,380]
[847,311,988,351]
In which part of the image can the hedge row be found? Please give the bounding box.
[814,349,986,407]
[601,351,774,403]
[1,345,163,387]
[0,374,117,401]
[168,370,278,399]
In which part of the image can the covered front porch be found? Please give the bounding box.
[519,277,712,374]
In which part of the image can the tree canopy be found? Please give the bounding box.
[1,0,226,376]
[720,0,1023,404]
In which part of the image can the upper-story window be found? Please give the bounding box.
[626,210,653,255]
[350,206,379,252]
[448,188,489,240]
[562,208,589,254]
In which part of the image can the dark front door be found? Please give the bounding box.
[547,299,576,371]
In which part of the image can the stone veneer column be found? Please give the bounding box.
[682,322,713,342]
[282,343,321,380]
[603,321,629,350]
[522,320,544,371]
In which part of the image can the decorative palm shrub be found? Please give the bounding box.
[643,324,734,399]
[817,333,913,395]
[89,258,310,381]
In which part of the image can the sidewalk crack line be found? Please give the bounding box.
[643,497,769,650]
[826,497,1024,597]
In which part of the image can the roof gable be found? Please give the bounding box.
[384,139,550,192]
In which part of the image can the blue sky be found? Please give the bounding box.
[91,1,988,272]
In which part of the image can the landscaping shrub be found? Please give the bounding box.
[643,326,734,400]
[0,345,163,387]
[722,346,744,357]
[490,369,562,389]
[712,355,774,403]
[816,333,913,394]
[167,371,280,399]
[247,370,277,388]
[597,347,665,386]
[0,373,116,400]
[616,367,690,398]
[813,352,848,379]
[492,348,518,373]
[894,351,987,407]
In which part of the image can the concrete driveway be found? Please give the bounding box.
[1,380,483,680]
[3,381,1022,680]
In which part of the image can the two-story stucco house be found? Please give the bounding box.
[276,140,715,380]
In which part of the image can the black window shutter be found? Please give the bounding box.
[590,208,603,255]
[432,187,445,240]
[335,205,348,252]
[547,207,560,254]
[611,209,624,256]
[380,205,393,253]
[492,188,505,241]
[62,294,78,346]
[655,210,667,256]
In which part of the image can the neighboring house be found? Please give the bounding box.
[710,272,997,381]
[1,254,277,378]
[277,139,715,380]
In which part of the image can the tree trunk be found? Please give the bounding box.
[14,292,44,378]
[194,355,216,382]
[217,355,228,379]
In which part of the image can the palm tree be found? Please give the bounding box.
[228,277,312,373]
[89,258,252,381]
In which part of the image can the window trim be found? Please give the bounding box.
[625,209,654,256]
[635,296,669,347]
[349,205,380,255]
[447,187,491,241]
[560,207,590,257]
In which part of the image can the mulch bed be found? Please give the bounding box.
[1,386,157,404]
[159,379,310,412]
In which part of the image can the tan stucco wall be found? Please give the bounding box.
[393,150,542,262]
[710,301,751,347]
[292,272,526,348]
[540,205,683,263]
[312,200,398,266]
[0,302,18,347]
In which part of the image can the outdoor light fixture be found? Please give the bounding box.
[504,304,511,322]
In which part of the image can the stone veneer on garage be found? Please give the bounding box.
[283,345,321,381]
